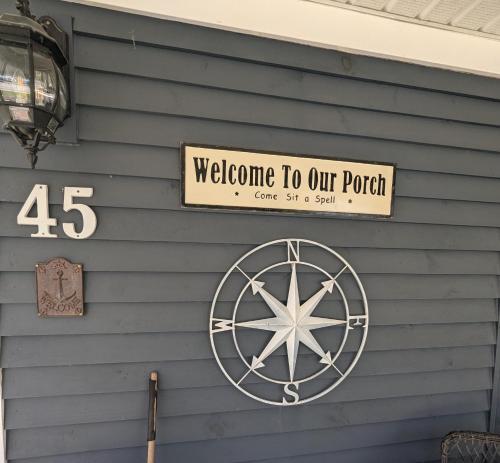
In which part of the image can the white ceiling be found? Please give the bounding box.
[308,0,500,40]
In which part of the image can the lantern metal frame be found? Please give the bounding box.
[0,0,70,167]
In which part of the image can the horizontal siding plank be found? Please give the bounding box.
[250,438,442,463]
[0,136,180,176]
[1,239,499,275]
[6,410,485,460]
[78,107,500,166]
[5,184,500,230]
[3,346,492,398]
[3,396,481,459]
[397,170,500,203]
[5,388,489,435]
[77,70,500,153]
[74,35,500,127]
[3,169,500,223]
[4,189,500,230]
[5,413,486,463]
[4,166,500,205]
[1,299,495,336]
[1,272,499,303]
[1,324,495,367]
[2,203,500,251]
[4,439,443,463]
[393,197,500,227]
[3,134,500,180]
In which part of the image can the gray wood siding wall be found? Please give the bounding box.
[1,0,500,461]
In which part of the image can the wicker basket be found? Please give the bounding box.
[441,431,500,462]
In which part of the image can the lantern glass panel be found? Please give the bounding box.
[33,49,57,111]
[0,43,30,105]
[55,65,68,122]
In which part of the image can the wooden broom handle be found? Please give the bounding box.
[147,371,158,463]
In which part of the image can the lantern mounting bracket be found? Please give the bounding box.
[15,0,33,19]
[38,16,68,60]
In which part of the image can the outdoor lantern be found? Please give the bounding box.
[0,0,70,168]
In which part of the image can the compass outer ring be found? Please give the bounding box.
[209,238,369,406]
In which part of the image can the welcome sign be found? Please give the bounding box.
[181,144,396,217]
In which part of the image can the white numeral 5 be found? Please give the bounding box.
[62,187,97,240]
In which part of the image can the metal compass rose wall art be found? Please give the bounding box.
[209,239,368,406]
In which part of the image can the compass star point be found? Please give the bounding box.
[287,263,301,322]
[321,279,335,293]
[237,316,288,331]
[250,280,265,295]
[286,329,300,381]
[301,316,346,329]
[319,351,333,365]
[251,356,265,369]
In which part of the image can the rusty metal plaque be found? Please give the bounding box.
[36,257,84,317]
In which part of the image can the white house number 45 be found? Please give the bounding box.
[17,184,97,239]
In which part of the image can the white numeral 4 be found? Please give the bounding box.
[17,184,57,238]
[62,187,97,240]
[17,184,97,239]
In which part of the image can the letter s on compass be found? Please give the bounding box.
[283,383,300,405]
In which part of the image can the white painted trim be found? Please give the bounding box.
[0,368,5,463]
[62,0,500,78]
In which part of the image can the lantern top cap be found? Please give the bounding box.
[0,13,67,66]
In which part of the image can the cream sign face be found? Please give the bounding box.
[182,144,395,217]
